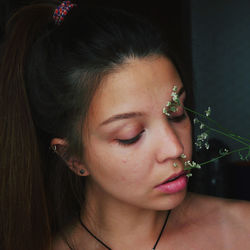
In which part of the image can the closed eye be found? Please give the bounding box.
[168,113,186,123]
[117,130,145,146]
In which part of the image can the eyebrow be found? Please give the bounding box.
[99,112,144,126]
[99,86,186,127]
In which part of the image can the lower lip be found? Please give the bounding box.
[155,175,188,194]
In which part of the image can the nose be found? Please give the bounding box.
[155,123,184,163]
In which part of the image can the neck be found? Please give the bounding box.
[81,184,168,249]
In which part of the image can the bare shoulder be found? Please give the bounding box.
[167,193,250,249]
[184,192,250,219]
[187,191,250,206]
[187,192,250,219]
[185,192,250,241]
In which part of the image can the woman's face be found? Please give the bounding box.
[83,56,192,210]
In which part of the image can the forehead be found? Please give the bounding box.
[88,56,183,127]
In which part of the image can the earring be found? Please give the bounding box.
[51,145,57,152]
[80,169,85,175]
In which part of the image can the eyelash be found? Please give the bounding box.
[116,113,186,146]
[168,113,187,123]
[117,130,145,146]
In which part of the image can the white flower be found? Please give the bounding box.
[205,107,211,117]
[197,132,208,141]
[199,123,205,129]
[195,141,202,149]
[193,118,199,124]
[173,162,178,168]
[184,160,201,170]
[169,105,178,112]
[163,107,170,116]
[166,101,172,107]
[239,151,244,160]
[171,86,180,105]
[171,93,179,103]
[163,85,180,116]
[205,142,210,150]
[180,153,187,159]
[219,148,229,156]
[172,85,178,92]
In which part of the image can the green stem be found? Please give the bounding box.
[228,134,250,143]
[184,106,230,132]
[205,125,249,147]
[185,107,250,144]
[199,146,249,166]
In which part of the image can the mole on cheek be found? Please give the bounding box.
[122,159,128,164]
[120,175,127,182]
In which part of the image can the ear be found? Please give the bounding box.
[51,138,89,177]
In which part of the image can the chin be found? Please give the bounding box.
[153,188,188,211]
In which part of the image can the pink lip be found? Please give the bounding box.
[155,170,188,194]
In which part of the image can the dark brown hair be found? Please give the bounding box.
[0,1,179,249]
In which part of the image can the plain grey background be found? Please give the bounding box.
[191,0,250,160]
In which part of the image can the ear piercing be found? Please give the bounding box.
[80,169,85,175]
[51,145,57,152]
[51,145,85,175]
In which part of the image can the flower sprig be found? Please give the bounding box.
[164,85,250,177]
[163,86,180,116]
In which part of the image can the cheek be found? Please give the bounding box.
[85,142,147,185]
[86,152,148,202]
[116,152,150,183]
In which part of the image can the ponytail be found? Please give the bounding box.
[0,3,56,250]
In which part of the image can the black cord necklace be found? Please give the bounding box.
[79,210,171,250]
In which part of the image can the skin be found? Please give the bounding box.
[52,56,250,250]
[83,56,192,212]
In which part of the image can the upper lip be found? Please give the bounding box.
[155,170,187,187]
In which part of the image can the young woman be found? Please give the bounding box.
[0,1,249,250]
